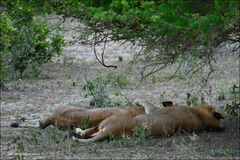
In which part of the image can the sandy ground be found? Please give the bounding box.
[0,17,239,159]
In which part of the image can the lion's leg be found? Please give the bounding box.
[77,129,109,143]
[77,126,99,138]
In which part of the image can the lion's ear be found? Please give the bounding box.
[213,112,224,119]
[162,101,173,107]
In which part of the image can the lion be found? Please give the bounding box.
[75,104,224,142]
[39,105,145,130]
[10,99,165,130]
[39,99,167,130]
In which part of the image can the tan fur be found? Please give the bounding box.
[77,104,224,142]
[40,105,145,130]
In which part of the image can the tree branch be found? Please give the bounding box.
[93,35,117,69]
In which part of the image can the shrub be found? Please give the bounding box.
[10,19,65,78]
[225,85,240,118]
[83,72,127,107]
[46,1,239,78]
[0,13,15,87]
[83,78,112,107]
[0,1,65,87]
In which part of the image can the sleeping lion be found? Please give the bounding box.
[76,103,224,142]
[39,105,145,130]
[39,99,170,130]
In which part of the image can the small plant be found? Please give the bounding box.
[216,91,225,101]
[36,128,79,154]
[203,132,213,141]
[133,122,150,141]
[109,134,130,147]
[61,72,71,79]
[225,85,240,119]
[175,133,199,159]
[15,114,26,124]
[159,92,165,101]
[118,56,123,62]
[109,122,150,147]
[151,74,158,84]
[186,93,201,107]
[72,81,77,87]
[188,132,199,142]
[83,78,112,107]
[106,71,129,89]
[84,142,99,153]
[12,136,25,160]
[211,148,235,157]
[44,128,68,145]
[28,128,41,145]
[83,73,123,107]
[68,140,79,152]
[81,116,90,130]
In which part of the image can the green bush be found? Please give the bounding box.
[83,73,125,107]
[225,85,240,118]
[10,19,64,77]
[83,77,112,107]
[0,1,65,87]
[46,1,239,77]
[0,13,15,87]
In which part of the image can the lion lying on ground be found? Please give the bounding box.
[39,105,145,130]
[39,99,165,130]
[75,104,224,142]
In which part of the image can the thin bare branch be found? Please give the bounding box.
[93,34,117,69]
[169,55,184,80]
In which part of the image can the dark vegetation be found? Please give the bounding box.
[0,1,65,86]
[1,0,239,83]
[47,0,239,77]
